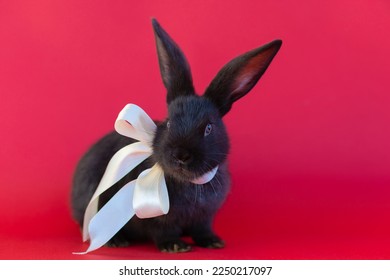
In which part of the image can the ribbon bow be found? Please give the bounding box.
[76,104,218,254]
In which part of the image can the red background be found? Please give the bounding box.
[0,0,389,259]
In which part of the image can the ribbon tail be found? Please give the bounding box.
[74,180,136,255]
[82,142,152,242]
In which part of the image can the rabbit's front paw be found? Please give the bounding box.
[158,240,192,253]
[105,234,131,248]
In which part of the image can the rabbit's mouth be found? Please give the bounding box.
[166,165,195,180]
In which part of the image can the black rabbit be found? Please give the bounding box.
[71,19,282,253]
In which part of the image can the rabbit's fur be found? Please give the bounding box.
[71,19,281,253]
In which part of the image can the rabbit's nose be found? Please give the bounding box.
[172,148,193,165]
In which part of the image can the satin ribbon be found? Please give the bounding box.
[75,104,218,254]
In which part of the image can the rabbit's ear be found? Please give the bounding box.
[204,40,282,116]
[152,19,195,104]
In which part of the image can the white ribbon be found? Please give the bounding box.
[75,104,218,254]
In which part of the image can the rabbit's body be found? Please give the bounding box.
[71,19,281,252]
[73,97,231,252]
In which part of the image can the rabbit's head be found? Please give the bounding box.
[151,19,281,183]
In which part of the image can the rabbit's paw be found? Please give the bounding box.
[158,240,192,253]
[194,235,225,249]
[105,235,131,248]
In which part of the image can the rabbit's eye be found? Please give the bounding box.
[167,121,171,129]
[204,123,212,137]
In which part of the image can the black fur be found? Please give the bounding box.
[71,19,282,253]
